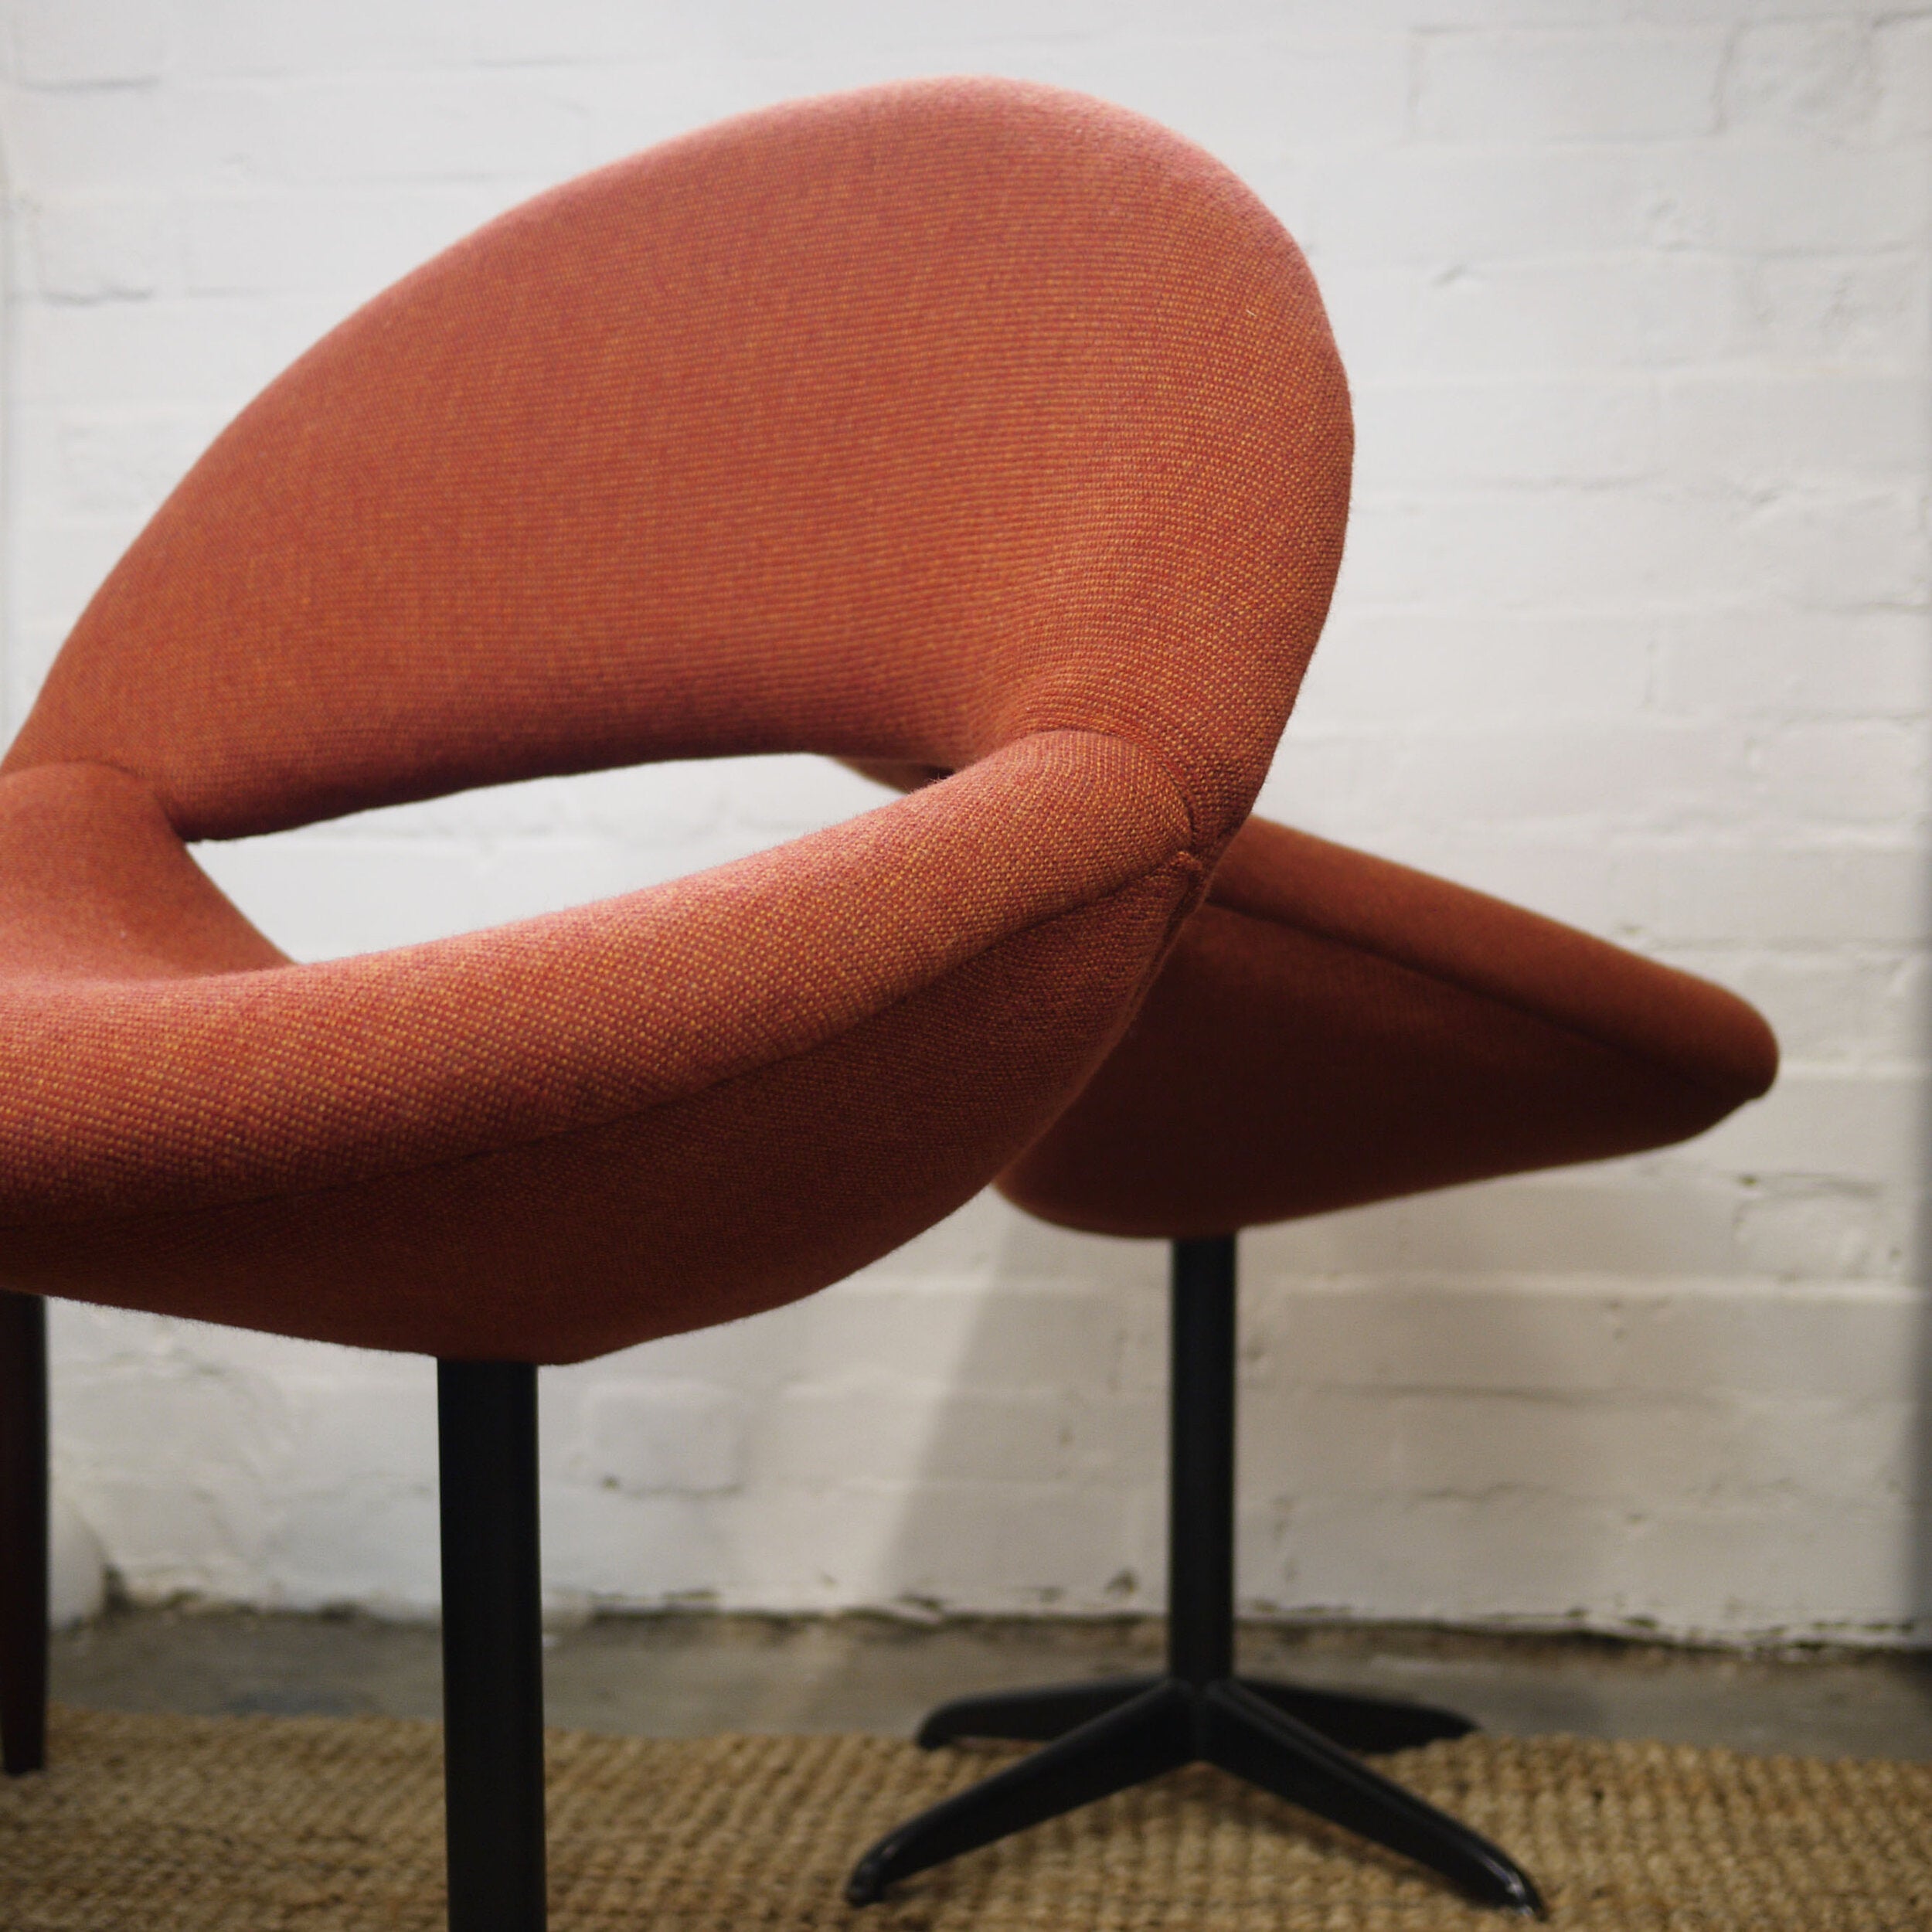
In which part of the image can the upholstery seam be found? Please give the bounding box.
[1080,730,1202,858]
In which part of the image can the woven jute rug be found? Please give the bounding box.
[2,1705,1927,1929]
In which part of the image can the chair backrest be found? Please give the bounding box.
[2,77,1350,855]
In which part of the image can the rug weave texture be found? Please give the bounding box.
[2,1704,1926,1929]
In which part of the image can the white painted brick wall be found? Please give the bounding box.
[2,0,1927,1644]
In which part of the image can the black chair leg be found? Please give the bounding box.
[915,1674,1158,1747]
[1235,1676,1475,1753]
[1,1292,49,1777]
[915,1671,1470,1757]
[438,1360,548,1932]
[849,1681,1193,1903]
[1202,1679,1539,1910]
[855,1236,1543,1914]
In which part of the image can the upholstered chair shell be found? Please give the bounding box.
[0,78,1355,1932]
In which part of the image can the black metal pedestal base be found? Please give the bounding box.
[2,1321,563,1931]
[1,1293,49,1780]
[438,1360,548,1932]
[848,1237,1544,1917]
[848,1673,1537,1912]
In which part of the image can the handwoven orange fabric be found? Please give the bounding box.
[999,817,1779,1239]
[0,81,1352,1360]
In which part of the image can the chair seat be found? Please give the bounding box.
[0,738,1198,1361]
[1001,815,1778,1238]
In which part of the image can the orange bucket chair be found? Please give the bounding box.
[0,79,1362,1930]
[846,809,1777,1912]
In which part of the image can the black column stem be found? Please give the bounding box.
[1168,1235,1236,1687]
[437,1359,546,1932]
[1,1292,48,1777]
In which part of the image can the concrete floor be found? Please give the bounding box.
[51,1607,1932,1761]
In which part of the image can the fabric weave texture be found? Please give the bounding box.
[998,815,1779,1237]
[0,79,1352,1361]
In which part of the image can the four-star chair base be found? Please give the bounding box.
[847,1237,1546,1917]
